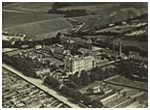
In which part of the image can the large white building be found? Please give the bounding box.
[64,55,96,74]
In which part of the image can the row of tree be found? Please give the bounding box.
[52,2,72,9]
[48,8,88,17]
[2,54,37,77]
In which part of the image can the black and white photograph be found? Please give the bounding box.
[2,1,148,108]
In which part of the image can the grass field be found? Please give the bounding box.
[2,11,64,30]
[105,75,148,91]
[5,18,73,39]
[3,2,54,13]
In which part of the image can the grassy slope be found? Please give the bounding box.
[2,11,64,30]
[7,18,73,38]
[3,2,54,12]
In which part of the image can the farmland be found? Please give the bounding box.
[3,15,73,39]
[3,2,54,13]
[2,11,65,30]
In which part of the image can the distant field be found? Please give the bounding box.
[105,75,148,91]
[59,3,118,14]
[3,2,54,13]
[2,11,64,30]
[5,18,73,39]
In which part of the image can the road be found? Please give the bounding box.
[2,63,81,108]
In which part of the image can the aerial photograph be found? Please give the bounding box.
[2,2,148,108]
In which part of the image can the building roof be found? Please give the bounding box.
[71,55,94,61]
[78,48,94,54]
[54,48,64,55]
[36,68,50,76]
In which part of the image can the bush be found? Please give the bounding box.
[80,70,91,85]
[2,54,37,78]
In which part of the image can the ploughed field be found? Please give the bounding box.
[2,68,70,108]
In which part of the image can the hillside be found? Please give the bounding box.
[6,18,73,39]
[69,7,148,32]
[3,2,54,13]
[2,11,64,30]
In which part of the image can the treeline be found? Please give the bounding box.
[2,53,37,78]
[118,62,148,82]
[52,2,72,9]
[48,8,88,17]
[48,2,88,17]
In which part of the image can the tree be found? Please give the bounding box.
[80,70,91,85]
[90,71,99,82]
[44,76,60,89]
[105,68,111,78]
[64,81,79,89]
[91,99,103,108]
[98,68,105,80]
[68,74,83,86]
[81,94,92,105]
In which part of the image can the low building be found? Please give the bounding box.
[35,45,42,49]
[36,68,51,77]
[129,51,139,57]
[93,86,101,94]
[53,48,69,60]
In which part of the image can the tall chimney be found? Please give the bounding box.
[119,41,122,56]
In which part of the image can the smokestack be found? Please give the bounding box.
[119,41,122,56]
[113,44,115,53]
